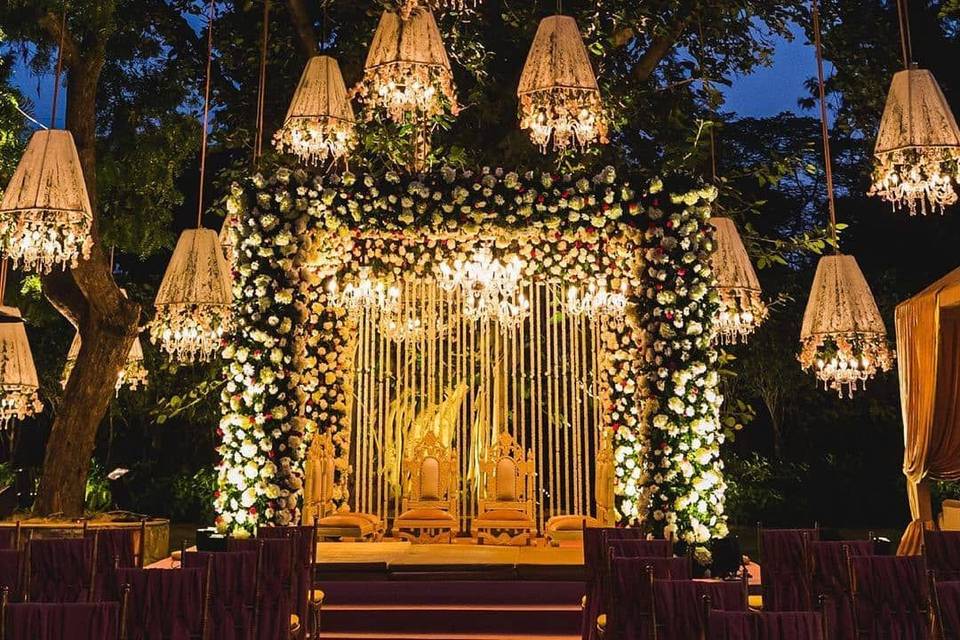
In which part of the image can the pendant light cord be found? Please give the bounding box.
[50,7,67,129]
[197,0,216,229]
[896,0,914,69]
[696,18,719,184]
[0,258,8,307]
[253,0,271,168]
[812,0,839,253]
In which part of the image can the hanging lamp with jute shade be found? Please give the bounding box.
[871,67,960,215]
[63,331,148,392]
[355,8,459,124]
[517,15,608,153]
[799,0,893,398]
[0,129,94,273]
[0,305,42,429]
[398,0,481,18]
[274,55,357,166]
[710,217,767,345]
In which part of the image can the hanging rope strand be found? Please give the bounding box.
[197,0,216,229]
[254,0,271,167]
[50,8,67,129]
[812,0,839,252]
[895,0,913,69]
[696,18,720,183]
[0,258,8,307]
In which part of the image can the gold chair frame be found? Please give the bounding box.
[393,431,460,543]
[471,432,536,546]
[544,430,615,545]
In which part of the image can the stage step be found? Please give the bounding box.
[317,580,583,639]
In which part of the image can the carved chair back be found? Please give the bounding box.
[302,431,336,523]
[478,432,535,520]
[401,431,458,517]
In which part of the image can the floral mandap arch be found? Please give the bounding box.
[216,166,727,545]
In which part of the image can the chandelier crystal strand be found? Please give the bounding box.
[517,16,609,153]
[565,280,628,330]
[438,247,529,328]
[799,0,894,398]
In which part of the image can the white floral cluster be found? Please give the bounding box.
[637,180,729,544]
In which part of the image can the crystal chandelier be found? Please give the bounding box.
[565,281,628,328]
[64,331,148,393]
[517,16,608,153]
[0,306,42,428]
[329,269,401,318]
[438,247,529,327]
[710,218,767,345]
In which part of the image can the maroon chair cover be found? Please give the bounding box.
[115,567,207,640]
[760,529,818,612]
[4,601,119,640]
[582,527,655,640]
[808,540,873,640]
[849,555,932,640]
[707,611,825,640]
[924,530,960,581]
[0,526,20,551]
[653,579,748,640]
[257,526,314,634]
[184,551,257,640]
[608,556,693,640]
[90,529,138,602]
[0,549,22,601]
[28,537,95,603]
[228,538,295,640]
[935,581,960,639]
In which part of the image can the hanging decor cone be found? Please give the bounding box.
[871,68,960,215]
[0,307,42,428]
[517,15,609,153]
[709,217,767,345]
[149,229,233,363]
[398,0,481,18]
[799,255,893,397]
[63,331,148,392]
[0,130,94,273]
[274,55,357,166]
[355,8,459,124]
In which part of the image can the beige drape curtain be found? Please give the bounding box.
[897,268,960,555]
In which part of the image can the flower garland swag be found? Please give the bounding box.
[216,165,724,541]
[637,178,728,545]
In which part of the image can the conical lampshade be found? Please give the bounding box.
[150,228,233,363]
[517,15,608,153]
[219,212,238,269]
[0,306,42,428]
[799,254,893,397]
[871,68,960,215]
[0,130,94,273]
[398,0,481,18]
[63,331,148,392]
[356,8,459,124]
[274,55,357,166]
[710,217,767,345]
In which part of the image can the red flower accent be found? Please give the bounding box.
[248,506,257,515]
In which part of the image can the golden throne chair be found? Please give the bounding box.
[470,432,537,546]
[392,431,459,543]
[302,432,385,541]
[544,431,615,545]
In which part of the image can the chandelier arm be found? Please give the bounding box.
[811,0,839,253]
[197,0,216,229]
[254,0,271,168]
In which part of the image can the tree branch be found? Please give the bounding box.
[633,17,692,83]
[37,11,81,67]
[286,0,319,59]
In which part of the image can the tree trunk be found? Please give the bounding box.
[32,47,141,517]
[286,0,319,59]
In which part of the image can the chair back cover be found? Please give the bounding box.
[0,549,21,601]
[924,530,960,580]
[581,527,649,640]
[935,580,960,639]
[89,529,138,602]
[0,527,20,551]
[760,528,818,611]
[228,538,295,640]
[608,555,692,640]
[4,601,119,640]
[184,550,257,640]
[257,526,314,635]
[28,537,95,603]
[115,567,207,640]
[707,610,825,640]
[808,539,873,640]
[850,555,931,639]
[653,579,747,640]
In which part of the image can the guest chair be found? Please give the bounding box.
[183,550,258,640]
[758,527,819,611]
[302,432,384,542]
[924,530,960,581]
[0,523,22,551]
[604,556,692,640]
[115,564,210,640]
[228,537,300,639]
[470,432,536,546]
[393,431,459,543]
[705,608,828,640]
[258,525,322,638]
[544,431,615,545]
[0,550,22,603]
[807,540,873,640]
[848,555,933,639]
[1,588,127,640]
[26,536,97,603]
[933,578,960,640]
[652,577,749,640]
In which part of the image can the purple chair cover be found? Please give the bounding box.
[115,567,206,640]
[582,528,657,640]
[707,611,824,640]
[184,551,256,640]
[935,581,960,639]
[28,537,94,603]
[90,529,138,602]
[760,529,818,612]
[653,579,747,640]
[809,540,873,640]
[228,538,294,640]
[4,601,119,640]
[850,555,932,640]
[0,549,22,601]
[608,556,693,640]
[0,527,20,551]
[257,526,313,632]
[924,531,960,581]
